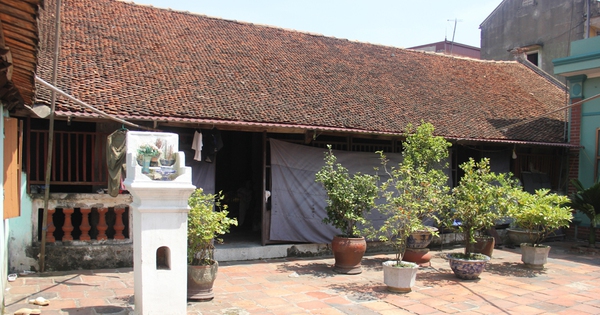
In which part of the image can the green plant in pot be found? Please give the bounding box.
[315,145,378,274]
[445,157,519,280]
[568,179,600,247]
[187,188,238,301]
[371,123,451,291]
[509,188,572,269]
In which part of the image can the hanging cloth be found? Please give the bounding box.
[191,131,203,161]
[106,129,127,197]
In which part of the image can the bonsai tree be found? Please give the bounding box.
[315,145,378,237]
[568,179,600,247]
[510,188,572,247]
[187,188,238,265]
[448,158,519,258]
[374,122,452,264]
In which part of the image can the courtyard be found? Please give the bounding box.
[5,241,600,315]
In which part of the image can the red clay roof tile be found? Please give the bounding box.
[35,0,568,144]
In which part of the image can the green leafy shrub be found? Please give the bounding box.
[510,188,572,246]
[373,122,451,263]
[448,158,519,256]
[315,145,378,238]
[187,188,238,265]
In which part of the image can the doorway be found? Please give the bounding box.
[215,131,264,245]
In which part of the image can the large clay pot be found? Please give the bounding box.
[467,236,495,258]
[402,248,432,267]
[382,261,418,292]
[331,236,367,274]
[447,253,490,280]
[507,228,541,246]
[407,227,438,249]
[187,261,218,301]
[520,243,551,269]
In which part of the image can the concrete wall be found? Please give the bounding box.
[480,0,586,81]
[578,77,600,188]
[553,36,600,227]
[7,173,36,273]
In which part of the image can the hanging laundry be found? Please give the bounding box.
[106,129,127,197]
[191,130,203,161]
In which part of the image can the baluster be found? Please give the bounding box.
[97,207,108,240]
[62,208,74,241]
[80,208,91,241]
[45,209,56,243]
[114,207,126,240]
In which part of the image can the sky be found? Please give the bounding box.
[133,0,504,49]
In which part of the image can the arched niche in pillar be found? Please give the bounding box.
[156,246,171,270]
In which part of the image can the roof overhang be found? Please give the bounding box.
[54,110,578,148]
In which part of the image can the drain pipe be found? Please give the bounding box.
[39,0,61,273]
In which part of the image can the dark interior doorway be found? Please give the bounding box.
[215,131,263,245]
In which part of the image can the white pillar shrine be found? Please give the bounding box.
[123,131,195,315]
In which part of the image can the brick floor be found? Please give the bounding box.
[4,241,600,314]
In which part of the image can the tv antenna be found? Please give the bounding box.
[446,18,463,55]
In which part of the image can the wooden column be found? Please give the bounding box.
[45,209,56,243]
[97,207,108,240]
[80,208,92,241]
[62,208,74,241]
[114,207,126,240]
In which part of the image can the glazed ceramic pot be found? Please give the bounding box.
[447,253,490,280]
[331,236,367,274]
[382,261,418,292]
[407,226,438,249]
[506,228,541,246]
[520,243,551,269]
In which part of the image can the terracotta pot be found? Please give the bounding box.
[407,226,438,249]
[331,236,366,274]
[447,253,490,280]
[467,236,495,258]
[382,261,418,292]
[402,248,432,267]
[520,244,551,269]
[187,261,218,301]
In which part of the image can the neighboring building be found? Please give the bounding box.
[0,0,42,313]
[408,40,480,59]
[480,0,600,82]
[554,36,600,239]
[9,0,576,271]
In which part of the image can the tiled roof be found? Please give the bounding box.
[35,0,568,144]
[0,0,41,110]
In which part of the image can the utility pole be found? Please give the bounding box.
[447,19,462,55]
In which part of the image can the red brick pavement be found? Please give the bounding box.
[5,241,600,314]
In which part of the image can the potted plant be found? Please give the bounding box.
[315,145,378,274]
[568,179,600,247]
[445,158,519,280]
[187,188,238,300]
[372,122,451,291]
[137,142,160,174]
[509,188,572,269]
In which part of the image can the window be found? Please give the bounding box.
[526,51,539,66]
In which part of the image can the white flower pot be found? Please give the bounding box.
[382,260,418,292]
[521,244,551,269]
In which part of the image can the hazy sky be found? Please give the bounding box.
[133,0,504,48]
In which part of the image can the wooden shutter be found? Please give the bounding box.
[4,117,20,219]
